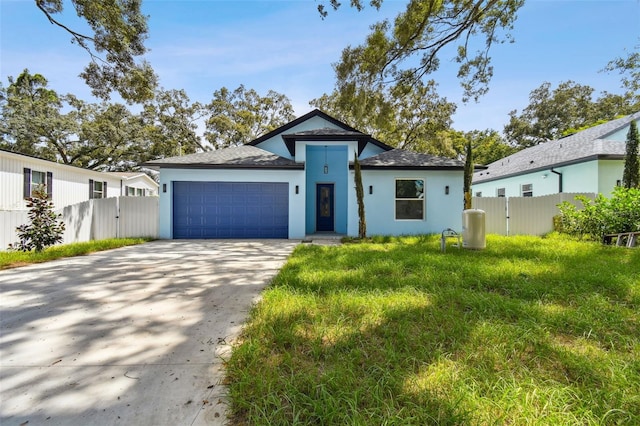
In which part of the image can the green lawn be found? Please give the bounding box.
[0,238,152,269]
[226,234,640,425]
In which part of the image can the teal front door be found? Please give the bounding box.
[316,183,334,232]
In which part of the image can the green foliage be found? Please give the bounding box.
[141,88,207,156]
[205,85,296,148]
[227,235,640,425]
[12,187,65,252]
[464,129,516,165]
[557,187,640,239]
[1,71,205,169]
[353,153,367,239]
[323,0,524,104]
[504,81,638,147]
[35,0,156,103]
[603,49,640,106]
[622,120,640,189]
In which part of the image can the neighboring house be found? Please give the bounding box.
[106,172,159,197]
[144,109,465,239]
[472,112,640,198]
[0,149,159,211]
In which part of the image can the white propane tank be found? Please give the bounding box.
[462,209,486,249]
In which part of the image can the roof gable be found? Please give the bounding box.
[248,109,393,157]
[473,112,640,183]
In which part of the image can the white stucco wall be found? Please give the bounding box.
[349,169,465,236]
[472,159,624,198]
[157,168,306,239]
[597,160,625,196]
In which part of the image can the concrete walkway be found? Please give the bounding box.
[0,240,298,426]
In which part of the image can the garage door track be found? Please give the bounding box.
[0,240,298,425]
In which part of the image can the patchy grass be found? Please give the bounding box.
[226,234,640,425]
[0,238,153,270]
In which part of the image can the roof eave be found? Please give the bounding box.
[146,163,305,170]
[472,154,624,184]
[353,165,465,171]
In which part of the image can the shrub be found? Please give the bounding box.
[557,186,640,240]
[11,187,66,252]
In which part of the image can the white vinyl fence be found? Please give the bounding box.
[1,196,158,250]
[472,193,596,236]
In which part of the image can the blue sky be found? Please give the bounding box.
[1,0,639,134]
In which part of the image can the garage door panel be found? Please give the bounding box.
[173,181,289,239]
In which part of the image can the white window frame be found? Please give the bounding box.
[91,180,105,199]
[496,188,506,197]
[475,191,482,197]
[395,178,425,220]
[31,170,47,196]
[521,183,533,197]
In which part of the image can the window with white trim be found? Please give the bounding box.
[521,183,533,197]
[395,179,425,220]
[497,188,506,197]
[475,191,482,197]
[31,171,46,196]
[89,179,107,199]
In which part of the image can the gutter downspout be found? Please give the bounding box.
[551,169,563,193]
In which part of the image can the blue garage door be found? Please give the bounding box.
[173,182,289,239]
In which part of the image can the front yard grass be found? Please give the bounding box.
[226,234,640,425]
[0,238,152,270]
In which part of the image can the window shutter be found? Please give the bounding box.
[46,172,53,199]
[125,185,130,196]
[89,179,94,199]
[103,181,107,198]
[23,168,31,199]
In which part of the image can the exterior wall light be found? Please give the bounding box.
[369,185,373,194]
[323,145,329,174]
[445,185,449,195]
[295,185,299,194]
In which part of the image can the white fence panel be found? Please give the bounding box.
[472,197,507,235]
[61,200,93,245]
[119,196,159,238]
[91,197,119,241]
[472,193,596,236]
[1,197,159,250]
[0,210,29,248]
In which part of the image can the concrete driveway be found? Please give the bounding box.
[0,240,298,426]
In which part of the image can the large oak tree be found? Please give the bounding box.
[34,0,156,103]
[204,85,296,149]
[317,0,525,103]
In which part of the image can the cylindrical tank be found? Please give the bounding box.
[462,209,486,249]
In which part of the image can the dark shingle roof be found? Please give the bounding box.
[143,145,302,169]
[473,112,640,183]
[358,149,465,169]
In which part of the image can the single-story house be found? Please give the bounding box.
[144,109,465,239]
[472,111,640,198]
[0,148,159,211]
